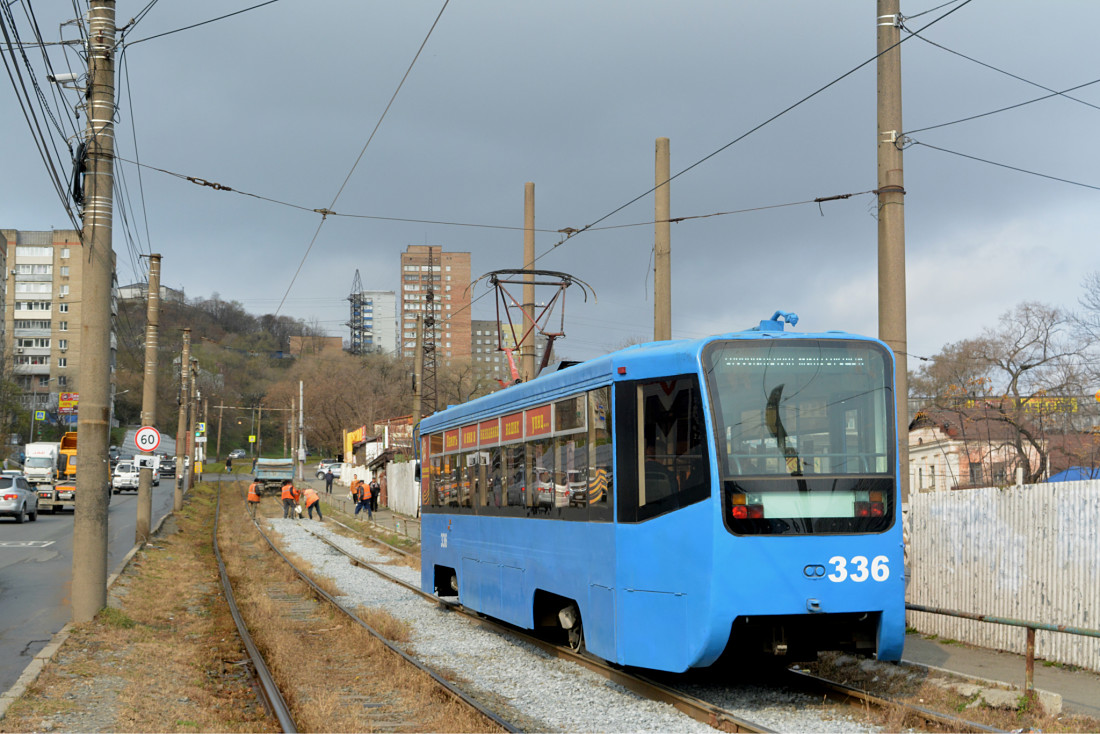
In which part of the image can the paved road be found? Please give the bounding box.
[0,428,177,695]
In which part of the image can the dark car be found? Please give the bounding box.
[108,445,121,462]
[159,456,177,477]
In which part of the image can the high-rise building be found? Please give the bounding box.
[349,289,397,355]
[399,245,471,360]
[1,229,115,427]
[471,319,549,383]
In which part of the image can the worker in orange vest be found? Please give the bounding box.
[302,486,323,521]
[352,478,372,520]
[280,479,301,519]
[247,478,261,517]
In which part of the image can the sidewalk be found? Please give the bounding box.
[903,632,1100,718]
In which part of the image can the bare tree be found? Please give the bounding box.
[911,302,1086,483]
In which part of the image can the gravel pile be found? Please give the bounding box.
[269,518,884,733]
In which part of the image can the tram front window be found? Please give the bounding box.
[703,339,896,535]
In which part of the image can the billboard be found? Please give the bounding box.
[59,392,79,414]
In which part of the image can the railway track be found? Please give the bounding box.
[314,499,1014,733]
[212,479,518,732]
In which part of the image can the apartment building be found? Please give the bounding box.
[399,245,471,360]
[470,318,549,382]
[1,229,115,424]
[349,289,397,355]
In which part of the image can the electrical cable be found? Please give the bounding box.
[523,0,976,269]
[907,139,1100,192]
[124,0,286,47]
[903,77,1100,136]
[273,0,451,317]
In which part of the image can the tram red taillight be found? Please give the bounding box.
[854,490,886,518]
[730,493,764,519]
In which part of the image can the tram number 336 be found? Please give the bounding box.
[828,555,890,582]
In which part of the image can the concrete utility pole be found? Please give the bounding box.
[135,254,161,544]
[256,403,262,457]
[71,0,117,624]
[654,137,671,341]
[187,359,198,486]
[521,182,536,381]
[216,404,223,462]
[174,329,190,511]
[877,0,910,503]
[297,380,305,480]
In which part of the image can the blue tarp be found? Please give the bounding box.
[1046,466,1100,482]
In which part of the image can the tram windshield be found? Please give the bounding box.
[703,339,895,534]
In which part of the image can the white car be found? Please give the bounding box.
[315,462,346,480]
[0,474,38,522]
[111,462,140,494]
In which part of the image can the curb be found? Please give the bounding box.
[0,510,173,720]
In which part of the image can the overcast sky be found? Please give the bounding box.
[3,1,1099,370]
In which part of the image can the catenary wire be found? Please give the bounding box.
[530,0,976,255]
[273,0,452,318]
[908,139,1100,192]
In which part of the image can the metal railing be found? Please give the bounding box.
[906,602,1100,705]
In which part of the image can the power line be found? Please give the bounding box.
[907,139,1100,192]
[124,0,285,47]
[273,0,451,317]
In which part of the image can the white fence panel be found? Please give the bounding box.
[385,461,420,517]
[907,481,1100,672]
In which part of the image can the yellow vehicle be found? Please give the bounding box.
[59,431,78,480]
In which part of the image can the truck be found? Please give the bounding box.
[254,457,295,495]
[24,442,62,485]
[59,431,78,480]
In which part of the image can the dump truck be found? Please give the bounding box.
[254,457,295,495]
[59,431,78,480]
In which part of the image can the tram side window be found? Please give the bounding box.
[618,375,711,523]
[588,386,613,521]
[502,443,526,507]
[488,446,503,507]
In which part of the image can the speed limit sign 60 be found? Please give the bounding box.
[135,425,161,453]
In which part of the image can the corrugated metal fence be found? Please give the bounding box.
[906,481,1100,672]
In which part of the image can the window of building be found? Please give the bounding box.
[15,246,51,258]
[59,303,68,313]
[14,320,51,330]
[59,321,68,331]
[14,264,51,275]
[58,376,68,387]
[60,247,70,258]
[15,300,51,311]
[58,357,67,368]
[59,339,68,349]
[59,285,69,296]
[15,283,51,294]
[60,266,69,276]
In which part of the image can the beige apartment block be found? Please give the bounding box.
[399,245,471,361]
[1,229,89,417]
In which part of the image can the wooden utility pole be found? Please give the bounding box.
[174,329,190,511]
[521,182,536,381]
[135,254,161,544]
[654,137,671,341]
[257,403,263,458]
[216,404,223,462]
[71,0,117,624]
[877,1,910,503]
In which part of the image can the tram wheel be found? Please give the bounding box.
[567,620,584,652]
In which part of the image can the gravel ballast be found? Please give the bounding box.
[269,517,884,733]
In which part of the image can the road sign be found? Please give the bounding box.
[198,422,206,432]
[249,435,256,443]
[196,436,207,443]
[34,410,45,421]
[134,425,161,453]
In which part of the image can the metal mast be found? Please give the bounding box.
[421,248,439,413]
[347,269,366,355]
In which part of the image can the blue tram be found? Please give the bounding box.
[419,313,905,672]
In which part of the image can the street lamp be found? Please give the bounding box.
[29,377,57,443]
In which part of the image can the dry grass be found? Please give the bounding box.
[221,487,500,733]
[806,651,1100,733]
[1,481,275,733]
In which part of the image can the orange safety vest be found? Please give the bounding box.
[281,484,299,502]
[247,483,261,502]
[302,488,320,507]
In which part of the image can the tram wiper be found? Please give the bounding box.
[765,385,808,490]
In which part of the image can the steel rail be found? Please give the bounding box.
[297,524,773,733]
[784,668,1008,733]
[246,510,520,732]
[212,483,297,733]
